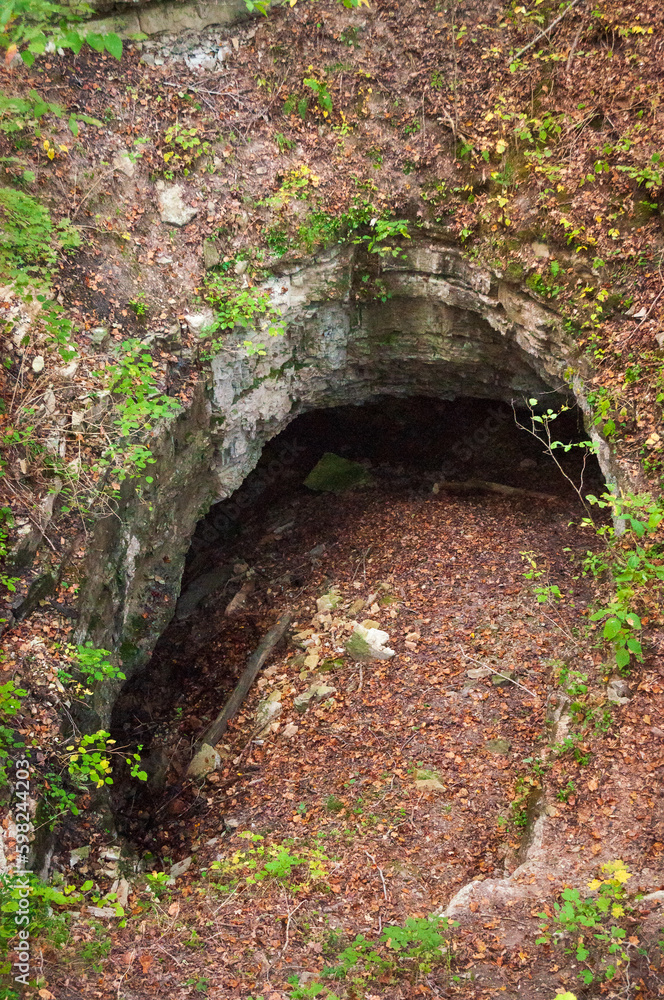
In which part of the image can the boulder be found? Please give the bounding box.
[304,452,374,494]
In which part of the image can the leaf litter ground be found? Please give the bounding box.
[75,411,664,1000]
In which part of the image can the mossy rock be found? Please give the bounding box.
[505,261,525,282]
[304,452,374,493]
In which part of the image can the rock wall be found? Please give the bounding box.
[74,237,620,725]
[82,0,253,38]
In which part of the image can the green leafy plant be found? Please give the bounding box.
[128,293,148,318]
[57,643,126,698]
[0,1,123,66]
[289,913,458,997]
[0,507,19,593]
[0,187,79,283]
[95,338,181,483]
[536,860,637,987]
[354,217,410,257]
[207,832,330,892]
[161,122,211,177]
[303,77,333,115]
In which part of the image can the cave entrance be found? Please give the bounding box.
[110,394,603,856]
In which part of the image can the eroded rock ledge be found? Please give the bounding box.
[74,237,625,725]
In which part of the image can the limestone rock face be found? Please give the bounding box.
[83,0,252,39]
[74,236,631,727]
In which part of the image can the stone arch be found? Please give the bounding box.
[74,237,626,725]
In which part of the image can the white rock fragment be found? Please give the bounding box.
[32,355,44,373]
[155,180,198,227]
[345,623,395,662]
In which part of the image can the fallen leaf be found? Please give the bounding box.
[139,953,153,973]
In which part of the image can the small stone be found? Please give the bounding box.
[283,722,299,738]
[113,151,136,178]
[607,676,631,705]
[187,743,221,778]
[414,777,446,792]
[32,355,44,373]
[317,591,341,614]
[304,452,374,494]
[169,856,192,880]
[234,259,249,275]
[255,690,282,734]
[114,878,129,907]
[155,180,198,227]
[58,360,78,378]
[485,738,510,755]
[203,241,221,270]
[467,666,492,679]
[348,598,365,616]
[69,845,90,867]
[491,671,512,686]
[44,389,56,414]
[90,326,110,347]
[414,768,446,792]
[531,241,550,258]
[87,906,117,918]
[294,682,336,714]
[183,310,214,335]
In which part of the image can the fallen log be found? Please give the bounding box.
[432,478,558,502]
[195,612,292,753]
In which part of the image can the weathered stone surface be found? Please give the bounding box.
[84,0,252,38]
[316,591,341,614]
[345,624,395,662]
[255,690,282,734]
[304,453,374,493]
[607,675,631,705]
[294,682,336,714]
[113,151,136,177]
[74,236,634,732]
[155,181,198,226]
[187,743,220,778]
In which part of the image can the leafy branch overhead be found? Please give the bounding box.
[0,0,123,65]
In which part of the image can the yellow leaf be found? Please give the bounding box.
[47,150,55,160]
[587,879,602,891]
[495,138,508,154]
[5,44,17,66]
[612,904,625,917]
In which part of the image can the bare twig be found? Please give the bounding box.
[513,0,586,62]
[282,897,305,954]
[364,851,388,901]
[458,647,540,700]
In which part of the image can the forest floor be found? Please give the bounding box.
[39,426,664,1000]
